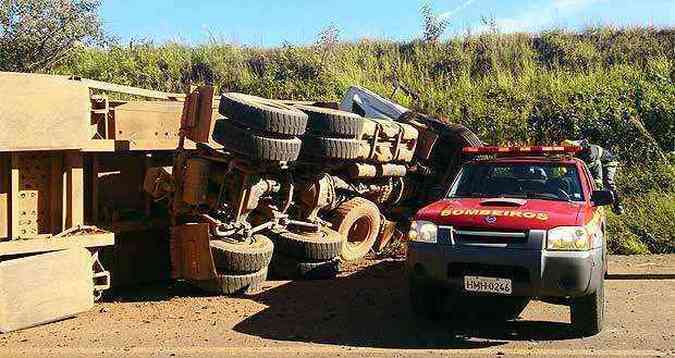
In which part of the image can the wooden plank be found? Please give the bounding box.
[9,154,19,239]
[0,248,94,333]
[0,232,114,256]
[71,77,185,100]
[0,72,96,152]
[0,155,8,239]
[113,101,221,151]
[49,153,63,234]
[63,152,84,228]
[113,101,184,150]
[80,139,117,152]
[91,154,99,224]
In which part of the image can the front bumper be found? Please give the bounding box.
[406,241,604,298]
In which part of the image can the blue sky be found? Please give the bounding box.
[101,0,675,46]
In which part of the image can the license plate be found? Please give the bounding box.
[464,275,512,295]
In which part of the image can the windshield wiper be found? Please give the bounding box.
[526,192,569,202]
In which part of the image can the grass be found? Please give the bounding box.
[53,26,675,254]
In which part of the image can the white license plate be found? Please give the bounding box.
[464,275,512,295]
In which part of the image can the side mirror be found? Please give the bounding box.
[591,190,614,207]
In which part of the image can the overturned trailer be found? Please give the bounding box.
[0,72,222,330]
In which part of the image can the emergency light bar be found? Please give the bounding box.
[462,146,582,155]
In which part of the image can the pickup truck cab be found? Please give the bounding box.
[406,146,614,336]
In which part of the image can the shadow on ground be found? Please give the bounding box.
[232,260,583,349]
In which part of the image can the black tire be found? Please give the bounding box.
[270,253,340,280]
[409,277,445,320]
[302,136,361,160]
[425,123,483,201]
[210,235,274,273]
[219,93,308,136]
[269,227,343,261]
[295,105,367,137]
[447,123,483,147]
[571,279,605,336]
[297,259,340,279]
[328,197,382,261]
[190,267,268,295]
[213,119,301,161]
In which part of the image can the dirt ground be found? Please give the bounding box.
[0,256,674,357]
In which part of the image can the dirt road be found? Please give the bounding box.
[0,258,674,357]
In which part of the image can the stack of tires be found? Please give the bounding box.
[294,105,418,163]
[213,93,309,162]
[207,234,275,294]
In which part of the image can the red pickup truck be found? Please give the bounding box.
[406,146,615,336]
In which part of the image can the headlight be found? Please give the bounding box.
[546,226,590,251]
[408,221,438,243]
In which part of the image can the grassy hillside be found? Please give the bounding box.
[54,27,675,254]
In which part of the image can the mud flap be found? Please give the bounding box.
[170,223,223,291]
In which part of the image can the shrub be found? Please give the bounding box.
[0,0,107,72]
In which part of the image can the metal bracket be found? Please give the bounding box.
[91,251,110,301]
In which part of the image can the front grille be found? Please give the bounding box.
[453,229,528,244]
[448,263,530,283]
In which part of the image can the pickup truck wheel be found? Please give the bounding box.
[269,227,343,261]
[213,119,302,162]
[328,197,382,261]
[571,279,605,336]
[219,93,308,136]
[409,278,444,320]
[302,136,361,160]
[295,105,366,137]
[270,253,341,280]
[210,234,274,273]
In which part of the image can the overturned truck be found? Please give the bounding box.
[154,85,483,294]
[0,71,483,302]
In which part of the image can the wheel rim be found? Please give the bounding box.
[346,216,373,249]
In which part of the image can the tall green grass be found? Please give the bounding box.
[54,27,675,253]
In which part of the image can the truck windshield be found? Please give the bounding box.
[448,162,584,202]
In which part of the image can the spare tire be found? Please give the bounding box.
[210,234,274,273]
[295,105,367,137]
[213,119,302,162]
[302,136,361,160]
[269,227,343,261]
[219,93,308,136]
[328,197,382,261]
